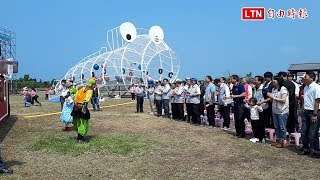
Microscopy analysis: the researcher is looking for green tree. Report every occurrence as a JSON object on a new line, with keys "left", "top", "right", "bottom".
{"left": 245, "top": 72, "right": 254, "bottom": 83}
{"left": 13, "top": 74, "right": 53, "bottom": 91}
{"left": 23, "top": 74, "right": 30, "bottom": 81}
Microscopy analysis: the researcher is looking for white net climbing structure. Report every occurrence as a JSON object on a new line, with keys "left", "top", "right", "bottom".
{"left": 59, "top": 22, "right": 180, "bottom": 89}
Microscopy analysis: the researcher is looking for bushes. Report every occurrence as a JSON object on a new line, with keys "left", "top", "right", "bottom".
{"left": 9, "top": 74, "right": 52, "bottom": 93}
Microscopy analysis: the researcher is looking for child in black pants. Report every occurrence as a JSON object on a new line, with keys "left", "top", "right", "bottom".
{"left": 245, "top": 97, "right": 266, "bottom": 143}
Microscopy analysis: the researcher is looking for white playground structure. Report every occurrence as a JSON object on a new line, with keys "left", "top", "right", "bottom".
{"left": 57, "top": 22, "right": 180, "bottom": 90}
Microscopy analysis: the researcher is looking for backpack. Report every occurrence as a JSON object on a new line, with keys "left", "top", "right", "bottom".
{"left": 26, "top": 93, "right": 32, "bottom": 102}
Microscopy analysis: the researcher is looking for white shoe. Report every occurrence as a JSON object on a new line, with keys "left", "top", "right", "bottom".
{"left": 249, "top": 138, "right": 259, "bottom": 143}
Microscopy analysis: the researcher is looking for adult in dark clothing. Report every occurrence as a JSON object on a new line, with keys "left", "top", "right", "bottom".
{"left": 226, "top": 75, "right": 246, "bottom": 138}
{"left": 299, "top": 83, "right": 306, "bottom": 110}
{"left": 278, "top": 71, "right": 297, "bottom": 133}
{"left": 188, "top": 78, "right": 201, "bottom": 125}
{"left": 91, "top": 85, "right": 100, "bottom": 111}
{"left": 259, "top": 72, "right": 274, "bottom": 128}
{"left": 185, "top": 78, "right": 193, "bottom": 122}
{"left": 214, "top": 78, "right": 231, "bottom": 129}
{"left": 154, "top": 81, "right": 163, "bottom": 117}
{"left": 199, "top": 81, "right": 205, "bottom": 116}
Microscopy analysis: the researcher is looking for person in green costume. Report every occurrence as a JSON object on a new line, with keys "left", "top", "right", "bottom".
{"left": 71, "top": 79, "right": 96, "bottom": 143}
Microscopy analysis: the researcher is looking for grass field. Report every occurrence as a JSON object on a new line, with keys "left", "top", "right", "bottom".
{"left": 1, "top": 95, "right": 320, "bottom": 179}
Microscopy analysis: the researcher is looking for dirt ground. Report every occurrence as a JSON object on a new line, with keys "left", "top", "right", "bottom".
{"left": 1, "top": 95, "right": 320, "bottom": 180}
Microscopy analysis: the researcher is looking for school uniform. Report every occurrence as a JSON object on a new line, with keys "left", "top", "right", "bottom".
{"left": 148, "top": 86, "right": 155, "bottom": 113}
{"left": 185, "top": 85, "right": 193, "bottom": 122}
{"left": 217, "top": 83, "right": 232, "bottom": 128}
{"left": 154, "top": 85, "right": 163, "bottom": 116}
{"left": 170, "top": 89, "right": 176, "bottom": 119}
{"left": 205, "top": 82, "right": 216, "bottom": 126}
{"left": 189, "top": 84, "right": 201, "bottom": 125}
{"left": 162, "top": 84, "right": 171, "bottom": 118}
{"left": 174, "top": 85, "right": 185, "bottom": 120}
{"left": 136, "top": 86, "right": 144, "bottom": 112}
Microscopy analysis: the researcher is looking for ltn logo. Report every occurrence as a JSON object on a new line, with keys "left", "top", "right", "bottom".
{"left": 242, "top": 7, "right": 265, "bottom": 21}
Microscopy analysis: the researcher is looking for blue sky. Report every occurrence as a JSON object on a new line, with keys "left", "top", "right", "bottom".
{"left": 1, "top": 0, "right": 319, "bottom": 81}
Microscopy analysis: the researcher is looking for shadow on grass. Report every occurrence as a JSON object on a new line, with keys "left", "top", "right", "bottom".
{"left": 225, "top": 130, "right": 237, "bottom": 137}
{"left": 0, "top": 116, "right": 24, "bottom": 169}
{"left": 5, "top": 160, "right": 25, "bottom": 168}
{"left": 284, "top": 143, "right": 300, "bottom": 153}
{"left": 0, "top": 115, "right": 18, "bottom": 143}
{"left": 85, "top": 135, "right": 96, "bottom": 142}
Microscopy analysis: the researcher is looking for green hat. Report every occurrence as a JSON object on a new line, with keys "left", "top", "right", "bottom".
{"left": 69, "top": 88, "right": 77, "bottom": 95}
{"left": 87, "top": 79, "right": 96, "bottom": 86}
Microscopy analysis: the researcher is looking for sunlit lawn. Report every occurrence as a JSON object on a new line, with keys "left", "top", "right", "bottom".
{"left": 0, "top": 95, "right": 320, "bottom": 179}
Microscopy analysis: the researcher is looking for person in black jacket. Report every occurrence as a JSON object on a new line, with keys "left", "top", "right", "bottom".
{"left": 278, "top": 72, "right": 297, "bottom": 134}
{"left": 259, "top": 72, "right": 275, "bottom": 128}
{"left": 91, "top": 85, "right": 101, "bottom": 111}
{"left": 198, "top": 80, "right": 205, "bottom": 117}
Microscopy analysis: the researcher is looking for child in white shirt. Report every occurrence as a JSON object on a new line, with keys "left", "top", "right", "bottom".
{"left": 245, "top": 97, "right": 265, "bottom": 143}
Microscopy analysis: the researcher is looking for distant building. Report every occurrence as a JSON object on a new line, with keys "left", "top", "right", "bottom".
{"left": 288, "top": 63, "right": 320, "bottom": 83}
